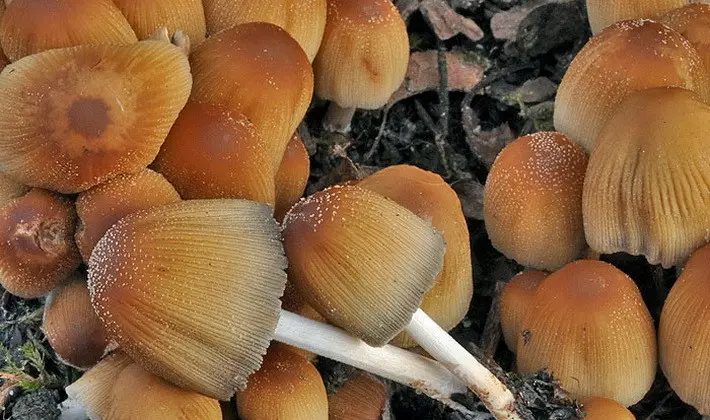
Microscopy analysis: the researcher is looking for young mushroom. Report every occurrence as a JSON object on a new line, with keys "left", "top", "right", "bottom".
{"left": 0, "top": 41, "right": 192, "bottom": 193}
{"left": 314, "top": 0, "right": 409, "bottom": 132}
{"left": 112, "top": 0, "right": 206, "bottom": 45}
{"left": 499, "top": 271, "right": 547, "bottom": 353}
{"left": 274, "top": 132, "right": 311, "bottom": 222}
{"left": 579, "top": 397, "right": 635, "bottom": 419}
{"left": 328, "top": 372, "right": 390, "bottom": 420}
{"left": 660, "top": 3, "right": 710, "bottom": 77}
{"left": 585, "top": 0, "right": 686, "bottom": 34}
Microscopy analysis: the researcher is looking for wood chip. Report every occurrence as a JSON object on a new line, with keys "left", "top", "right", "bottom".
{"left": 420, "top": 0, "right": 484, "bottom": 41}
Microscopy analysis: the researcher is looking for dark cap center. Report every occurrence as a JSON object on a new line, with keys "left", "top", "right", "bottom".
{"left": 68, "top": 98, "right": 110, "bottom": 138}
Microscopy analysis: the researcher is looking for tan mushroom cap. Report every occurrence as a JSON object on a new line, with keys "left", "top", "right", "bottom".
{"left": 0, "top": 41, "right": 192, "bottom": 193}
{"left": 583, "top": 87, "right": 710, "bottom": 268}
{"left": 274, "top": 132, "right": 310, "bottom": 222}
{"left": 236, "top": 344, "right": 328, "bottom": 420}
{"left": 0, "top": 0, "right": 137, "bottom": 62}
{"left": 554, "top": 19, "right": 710, "bottom": 153}
{"left": 328, "top": 372, "right": 390, "bottom": 420}
{"left": 579, "top": 397, "right": 635, "bottom": 419}
{"left": 112, "top": 0, "right": 206, "bottom": 45}
{"left": 517, "top": 260, "right": 656, "bottom": 406}
{"left": 585, "top": 0, "right": 686, "bottom": 34}
{"left": 203, "top": 0, "right": 326, "bottom": 61}
{"left": 282, "top": 184, "right": 444, "bottom": 347}
{"left": 358, "top": 165, "right": 473, "bottom": 348}
{"left": 190, "top": 22, "right": 313, "bottom": 170}
{"left": 660, "top": 3, "right": 710, "bottom": 77}
{"left": 659, "top": 243, "right": 710, "bottom": 415}
{"left": 499, "top": 270, "right": 547, "bottom": 352}
{"left": 313, "top": 0, "right": 409, "bottom": 109}
{"left": 484, "top": 132, "right": 588, "bottom": 270}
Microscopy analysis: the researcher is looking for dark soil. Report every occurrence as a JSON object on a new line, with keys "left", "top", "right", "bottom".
{"left": 0, "top": 1, "right": 702, "bottom": 419}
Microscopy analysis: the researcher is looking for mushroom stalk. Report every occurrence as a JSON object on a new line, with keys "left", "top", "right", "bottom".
{"left": 323, "top": 102, "right": 356, "bottom": 133}
{"left": 405, "top": 309, "right": 520, "bottom": 419}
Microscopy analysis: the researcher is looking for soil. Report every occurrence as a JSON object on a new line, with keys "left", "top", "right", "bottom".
{"left": 0, "top": 1, "right": 703, "bottom": 419}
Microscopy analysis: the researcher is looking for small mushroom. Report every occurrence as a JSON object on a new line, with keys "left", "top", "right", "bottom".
{"left": 65, "top": 352, "right": 133, "bottom": 419}
{"left": 328, "top": 372, "right": 390, "bottom": 420}
{"left": 112, "top": 0, "right": 206, "bottom": 45}
{"left": 274, "top": 132, "right": 310, "bottom": 222}
{"left": 585, "top": 0, "right": 686, "bottom": 34}
{"left": 579, "top": 396, "right": 635, "bottom": 419}
{"left": 499, "top": 270, "right": 547, "bottom": 353}
{"left": 660, "top": 3, "right": 710, "bottom": 77}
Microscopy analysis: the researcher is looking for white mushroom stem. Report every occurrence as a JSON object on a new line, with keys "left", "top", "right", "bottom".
{"left": 405, "top": 309, "right": 521, "bottom": 420}
{"left": 323, "top": 102, "right": 356, "bottom": 133}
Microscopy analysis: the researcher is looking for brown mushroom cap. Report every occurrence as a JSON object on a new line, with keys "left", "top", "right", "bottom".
{"left": 660, "top": 3, "right": 710, "bottom": 77}
{"left": 579, "top": 397, "right": 635, "bottom": 419}
{"left": 0, "top": 41, "right": 192, "bottom": 193}
{"left": 659, "top": 243, "right": 710, "bottom": 415}
{"left": 0, "top": 189, "right": 81, "bottom": 298}
{"left": 583, "top": 87, "right": 710, "bottom": 268}
{"left": 358, "top": 165, "right": 472, "bottom": 348}
{"left": 554, "top": 19, "right": 710, "bottom": 153}
{"left": 499, "top": 270, "right": 547, "bottom": 352}
{"left": 0, "top": 0, "right": 137, "bottom": 62}
{"left": 274, "top": 132, "right": 310, "bottom": 222}
{"left": 152, "top": 102, "right": 276, "bottom": 205}
{"left": 585, "top": 0, "right": 686, "bottom": 34}
{"left": 0, "top": 173, "right": 29, "bottom": 209}
{"left": 190, "top": 22, "right": 313, "bottom": 170}
{"left": 112, "top": 0, "right": 206, "bottom": 45}
{"left": 484, "top": 132, "right": 588, "bottom": 270}
{"left": 236, "top": 344, "right": 328, "bottom": 420}
{"left": 517, "top": 260, "right": 656, "bottom": 406}
{"left": 203, "top": 0, "right": 326, "bottom": 61}
{"left": 328, "top": 372, "right": 390, "bottom": 420}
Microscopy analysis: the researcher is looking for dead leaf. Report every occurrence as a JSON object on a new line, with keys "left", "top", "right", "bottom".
{"left": 420, "top": 0, "right": 484, "bottom": 41}
{"left": 451, "top": 179, "right": 485, "bottom": 220}
{"left": 489, "top": 0, "right": 555, "bottom": 41}
{"left": 396, "top": 0, "right": 421, "bottom": 21}
{"left": 463, "top": 120, "right": 515, "bottom": 169}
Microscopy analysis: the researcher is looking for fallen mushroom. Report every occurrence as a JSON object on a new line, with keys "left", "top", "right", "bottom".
{"left": 499, "top": 270, "right": 547, "bottom": 353}
{"left": 585, "top": 0, "right": 686, "bottom": 34}
{"left": 274, "top": 132, "right": 311, "bottom": 222}
{"left": 112, "top": 0, "right": 206, "bottom": 45}
{"left": 328, "top": 372, "right": 390, "bottom": 420}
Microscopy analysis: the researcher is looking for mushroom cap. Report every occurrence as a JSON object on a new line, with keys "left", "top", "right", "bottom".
{"left": 583, "top": 87, "right": 710, "bottom": 268}
{"left": 517, "top": 260, "right": 656, "bottom": 406}
{"left": 203, "top": 0, "right": 326, "bottom": 61}
{"left": 88, "top": 199, "right": 288, "bottom": 400}
{"left": 152, "top": 102, "right": 276, "bottom": 205}
{"left": 190, "top": 22, "right": 313, "bottom": 170}
{"left": 75, "top": 169, "right": 181, "bottom": 263}
{"left": 358, "top": 165, "right": 472, "bottom": 348}
{"left": 236, "top": 344, "right": 328, "bottom": 420}
{"left": 0, "top": 41, "right": 192, "bottom": 193}
{"left": 0, "top": 189, "right": 81, "bottom": 298}
{"left": 499, "top": 270, "right": 547, "bottom": 353}
{"left": 112, "top": 0, "right": 206, "bottom": 45}
{"left": 0, "top": 0, "right": 137, "bottom": 62}
{"left": 554, "top": 19, "right": 710, "bottom": 153}
{"left": 274, "top": 132, "right": 310, "bottom": 222}
{"left": 328, "top": 372, "right": 389, "bottom": 420}
{"left": 659, "top": 243, "right": 710, "bottom": 415}
{"left": 660, "top": 3, "right": 710, "bottom": 78}
{"left": 313, "top": 0, "right": 409, "bottom": 109}
{"left": 0, "top": 173, "right": 29, "bottom": 209}
{"left": 484, "top": 132, "right": 588, "bottom": 270}
{"left": 585, "top": 0, "right": 686, "bottom": 34}
{"left": 579, "top": 396, "right": 635, "bottom": 419}
{"left": 42, "top": 272, "right": 109, "bottom": 370}
{"left": 282, "top": 184, "right": 444, "bottom": 346}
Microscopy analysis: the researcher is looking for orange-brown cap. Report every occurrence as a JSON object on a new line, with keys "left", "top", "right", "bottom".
{"left": 517, "top": 260, "right": 656, "bottom": 406}
{"left": 203, "top": 0, "right": 326, "bottom": 61}
{"left": 0, "top": 0, "right": 137, "bottom": 61}
{"left": 0, "top": 189, "right": 80, "bottom": 298}
{"left": 0, "top": 173, "right": 29, "bottom": 209}
{"left": 484, "top": 132, "right": 588, "bottom": 270}
{"left": 499, "top": 270, "right": 547, "bottom": 352}
{"left": 554, "top": 19, "right": 710, "bottom": 153}
{"left": 75, "top": 169, "right": 181, "bottom": 263}
{"left": 329, "top": 372, "right": 390, "bottom": 420}
{"left": 583, "top": 87, "right": 710, "bottom": 268}
{"left": 236, "top": 344, "right": 328, "bottom": 420}
{"left": 152, "top": 102, "right": 276, "bottom": 205}
{"left": 659, "top": 243, "right": 710, "bottom": 415}
{"left": 358, "top": 165, "right": 472, "bottom": 348}
{"left": 579, "top": 396, "right": 635, "bottom": 419}
{"left": 0, "top": 41, "right": 192, "bottom": 193}
{"left": 660, "top": 3, "right": 710, "bottom": 77}
{"left": 585, "top": 0, "right": 686, "bottom": 34}
{"left": 274, "top": 132, "right": 310, "bottom": 222}
{"left": 112, "top": 0, "right": 206, "bottom": 45}
{"left": 190, "top": 22, "right": 313, "bottom": 170}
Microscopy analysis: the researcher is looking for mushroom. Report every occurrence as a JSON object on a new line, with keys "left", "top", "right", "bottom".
{"left": 659, "top": 243, "right": 710, "bottom": 415}
{"left": 111, "top": 0, "right": 206, "bottom": 45}
{"left": 151, "top": 102, "right": 276, "bottom": 205}
{"left": 0, "top": 189, "right": 80, "bottom": 298}
{"left": 274, "top": 132, "right": 310, "bottom": 222}
{"left": 314, "top": 0, "right": 409, "bottom": 132}
{"left": 0, "top": 41, "right": 192, "bottom": 193}
{"left": 236, "top": 344, "right": 328, "bottom": 420}
{"left": 65, "top": 352, "right": 133, "bottom": 419}
{"left": 583, "top": 87, "right": 710, "bottom": 268}
{"left": 585, "top": 0, "right": 686, "bottom": 34}
{"left": 484, "top": 132, "right": 588, "bottom": 270}
{"left": 282, "top": 185, "right": 519, "bottom": 418}
{"left": 75, "top": 169, "right": 181, "bottom": 263}
{"left": 660, "top": 3, "right": 710, "bottom": 77}
{"left": 358, "top": 165, "right": 473, "bottom": 348}
{"left": 203, "top": 0, "right": 326, "bottom": 61}
{"left": 517, "top": 260, "right": 656, "bottom": 406}
{"left": 190, "top": 23, "right": 313, "bottom": 170}
{"left": 0, "top": 172, "right": 29, "bottom": 209}
{"left": 0, "top": 0, "right": 137, "bottom": 62}
{"left": 328, "top": 372, "right": 390, "bottom": 420}
{"left": 579, "top": 397, "right": 635, "bottom": 419}
{"left": 499, "top": 270, "right": 547, "bottom": 353}
{"left": 554, "top": 19, "right": 710, "bottom": 153}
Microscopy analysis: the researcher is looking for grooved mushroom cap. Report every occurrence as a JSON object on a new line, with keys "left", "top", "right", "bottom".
{"left": 583, "top": 87, "right": 710, "bottom": 268}
{"left": 660, "top": 3, "right": 710, "bottom": 78}
{"left": 484, "top": 132, "right": 588, "bottom": 270}
{"left": 579, "top": 397, "right": 635, "bottom": 419}
{"left": 358, "top": 165, "right": 472, "bottom": 348}
{"left": 152, "top": 102, "right": 276, "bottom": 205}
{"left": 87, "top": 199, "right": 288, "bottom": 400}
{"left": 659, "top": 243, "right": 710, "bottom": 415}
{"left": 554, "top": 19, "right": 710, "bottom": 153}
{"left": 190, "top": 22, "right": 313, "bottom": 170}
{"left": 274, "top": 132, "right": 310, "bottom": 222}
{"left": 203, "top": 0, "right": 326, "bottom": 61}
{"left": 0, "top": 0, "right": 137, "bottom": 62}
{"left": 329, "top": 373, "right": 390, "bottom": 420}
{"left": 313, "top": 0, "right": 409, "bottom": 109}
{"left": 65, "top": 352, "right": 133, "bottom": 420}
{"left": 0, "top": 41, "right": 192, "bottom": 193}
{"left": 517, "top": 260, "right": 656, "bottom": 406}
{"left": 236, "top": 344, "right": 328, "bottom": 420}
{"left": 112, "top": 0, "right": 206, "bottom": 45}
{"left": 499, "top": 270, "right": 547, "bottom": 352}
{"left": 585, "top": 0, "right": 686, "bottom": 34}
{"left": 281, "top": 184, "right": 444, "bottom": 347}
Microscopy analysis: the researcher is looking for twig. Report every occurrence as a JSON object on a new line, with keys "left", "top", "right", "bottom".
{"left": 436, "top": 40, "right": 450, "bottom": 160}
{"left": 414, "top": 100, "right": 450, "bottom": 177}
{"left": 364, "top": 108, "right": 390, "bottom": 161}
{"left": 480, "top": 281, "right": 504, "bottom": 357}
{"left": 643, "top": 392, "right": 672, "bottom": 420}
